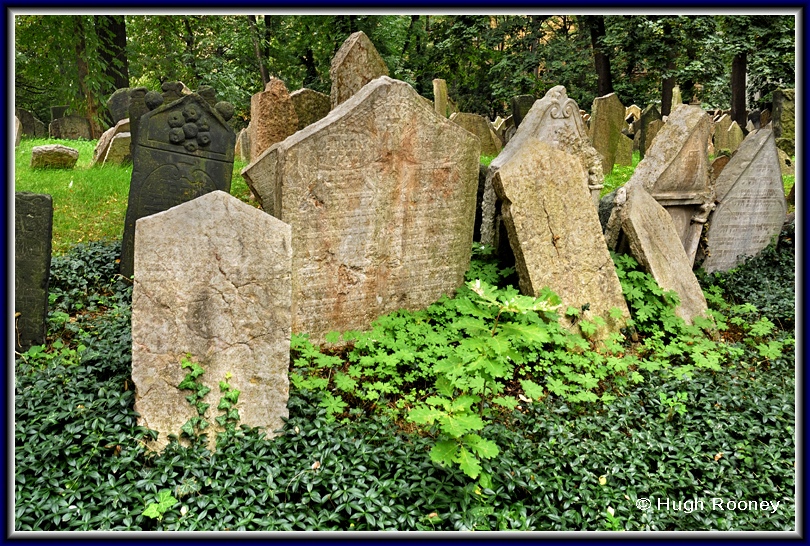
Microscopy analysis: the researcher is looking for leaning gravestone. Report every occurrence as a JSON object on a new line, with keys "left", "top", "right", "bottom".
{"left": 132, "top": 190, "right": 292, "bottom": 452}
{"left": 433, "top": 78, "right": 449, "bottom": 118}
{"left": 491, "top": 138, "right": 630, "bottom": 337}
{"left": 701, "top": 126, "right": 787, "bottom": 274}
{"left": 609, "top": 185, "right": 708, "bottom": 325}
{"left": 30, "top": 144, "right": 79, "bottom": 169}
{"left": 103, "top": 133, "right": 132, "bottom": 166}
{"left": 92, "top": 118, "right": 130, "bottom": 167}
{"left": 15, "top": 192, "right": 53, "bottom": 353}
{"left": 713, "top": 114, "right": 732, "bottom": 152}
{"left": 329, "top": 31, "right": 389, "bottom": 109}
{"left": 106, "top": 87, "right": 131, "bottom": 124}
{"left": 250, "top": 78, "right": 299, "bottom": 160}
{"left": 639, "top": 104, "right": 662, "bottom": 159}
{"left": 589, "top": 92, "right": 626, "bottom": 174}
{"left": 242, "top": 76, "right": 479, "bottom": 343}
{"left": 49, "top": 115, "right": 92, "bottom": 140}
{"left": 120, "top": 91, "right": 236, "bottom": 278}
{"left": 290, "top": 88, "right": 331, "bottom": 131}
{"left": 481, "top": 86, "right": 604, "bottom": 247}
{"left": 450, "top": 112, "right": 502, "bottom": 156}
{"left": 510, "top": 95, "right": 536, "bottom": 129}
{"left": 15, "top": 116, "right": 22, "bottom": 147}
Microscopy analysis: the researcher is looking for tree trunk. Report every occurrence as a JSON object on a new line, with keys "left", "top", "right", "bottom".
{"left": 95, "top": 15, "right": 129, "bottom": 92}
{"left": 660, "top": 19, "right": 677, "bottom": 117}
{"left": 730, "top": 51, "right": 747, "bottom": 128}
{"left": 74, "top": 17, "right": 104, "bottom": 138}
{"left": 247, "top": 15, "right": 269, "bottom": 88}
{"left": 585, "top": 15, "right": 613, "bottom": 97}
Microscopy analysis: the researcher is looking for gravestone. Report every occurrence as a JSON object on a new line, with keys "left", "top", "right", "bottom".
{"left": 234, "top": 127, "right": 251, "bottom": 162}
{"left": 777, "top": 148, "right": 794, "bottom": 176}
{"left": 609, "top": 185, "right": 708, "bottom": 324}
{"left": 120, "top": 92, "right": 236, "bottom": 278}
{"left": 616, "top": 133, "right": 633, "bottom": 166}
{"left": 15, "top": 192, "right": 53, "bottom": 353}
{"left": 727, "top": 121, "right": 744, "bottom": 152}
{"left": 760, "top": 109, "right": 771, "bottom": 128}
{"left": 30, "top": 144, "right": 79, "bottom": 169}
{"left": 701, "top": 126, "right": 787, "bottom": 273}
{"left": 638, "top": 104, "right": 661, "bottom": 159}
{"left": 106, "top": 87, "right": 131, "bottom": 124}
{"left": 50, "top": 105, "right": 69, "bottom": 121}
{"left": 589, "top": 93, "right": 626, "bottom": 174}
{"left": 15, "top": 116, "right": 22, "bottom": 147}
{"left": 128, "top": 87, "right": 149, "bottom": 157}
{"left": 161, "top": 81, "right": 191, "bottom": 103}
{"left": 15, "top": 108, "right": 48, "bottom": 138}
{"left": 747, "top": 109, "right": 761, "bottom": 131}
{"left": 132, "top": 191, "right": 292, "bottom": 452}
{"left": 481, "top": 86, "right": 604, "bottom": 249}
{"left": 92, "top": 118, "right": 130, "bottom": 167}
{"left": 670, "top": 85, "right": 682, "bottom": 112}
{"left": 242, "top": 76, "right": 479, "bottom": 343}
{"left": 772, "top": 88, "right": 795, "bottom": 154}
{"left": 710, "top": 155, "right": 731, "bottom": 182}
{"left": 713, "top": 114, "right": 732, "bottom": 152}
{"left": 330, "top": 31, "right": 389, "bottom": 109}
{"left": 290, "top": 88, "right": 330, "bottom": 131}
{"left": 625, "top": 104, "right": 642, "bottom": 125}
{"left": 510, "top": 95, "right": 536, "bottom": 129}
{"left": 609, "top": 104, "right": 712, "bottom": 265}
{"left": 433, "top": 79, "right": 449, "bottom": 118}
{"left": 450, "top": 112, "right": 502, "bottom": 156}
{"left": 49, "top": 115, "right": 92, "bottom": 140}
{"left": 644, "top": 119, "right": 664, "bottom": 153}
{"left": 250, "top": 78, "right": 299, "bottom": 160}
{"left": 103, "top": 133, "right": 132, "bottom": 166}
{"left": 491, "top": 138, "right": 629, "bottom": 337}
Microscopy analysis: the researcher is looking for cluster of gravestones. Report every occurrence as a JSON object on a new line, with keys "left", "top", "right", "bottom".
{"left": 15, "top": 30, "right": 794, "bottom": 453}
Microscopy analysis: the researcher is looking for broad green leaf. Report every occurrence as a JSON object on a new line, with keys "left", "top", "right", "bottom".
{"left": 408, "top": 405, "right": 445, "bottom": 425}
{"left": 430, "top": 440, "right": 457, "bottom": 466}
{"left": 499, "top": 322, "right": 551, "bottom": 345}
{"left": 465, "top": 434, "right": 499, "bottom": 459}
{"left": 492, "top": 396, "right": 518, "bottom": 409}
{"left": 454, "top": 446, "right": 481, "bottom": 479}
{"left": 519, "top": 379, "right": 545, "bottom": 400}
{"left": 441, "top": 412, "right": 484, "bottom": 437}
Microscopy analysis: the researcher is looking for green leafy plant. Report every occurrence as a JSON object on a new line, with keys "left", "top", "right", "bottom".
{"left": 177, "top": 354, "right": 211, "bottom": 439}
{"left": 141, "top": 490, "right": 178, "bottom": 521}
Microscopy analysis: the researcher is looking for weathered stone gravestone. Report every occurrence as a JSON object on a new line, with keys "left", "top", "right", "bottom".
{"left": 607, "top": 185, "right": 708, "bottom": 325}
{"left": 589, "top": 92, "right": 627, "bottom": 174}
{"left": 670, "top": 85, "right": 682, "bottom": 112}
{"left": 250, "top": 78, "right": 299, "bottom": 160}
{"left": 713, "top": 114, "right": 732, "bottom": 152}
{"left": 491, "top": 138, "right": 630, "bottom": 337}
{"left": 644, "top": 119, "right": 664, "bottom": 153}
{"left": 242, "top": 76, "right": 479, "bottom": 343}
{"left": 639, "top": 104, "right": 662, "bottom": 159}
{"left": 433, "top": 78, "right": 449, "bottom": 118}
{"left": 510, "top": 95, "right": 535, "bottom": 128}
{"left": 49, "top": 115, "right": 92, "bottom": 140}
{"left": 106, "top": 87, "right": 131, "bottom": 124}
{"left": 234, "top": 127, "right": 251, "bottom": 162}
{"left": 759, "top": 108, "right": 771, "bottom": 129}
{"left": 30, "top": 144, "right": 79, "bottom": 169}
{"left": 120, "top": 91, "right": 236, "bottom": 278}
{"left": 710, "top": 155, "right": 731, "bottom": 182}
{"left": 15, "top": 116, "right": 22, "bottom": 147}
{"left": 450, "top": 112, "right": 502, "bottom": 156}
{"left": 50, "top": 105, "right": 69, "bottom": 121}
{"left": 15, "top": 192, "right": 53, "bottom": 353}
{"left": 616, "top": 133, "right": 633, "bottom": 166}
{"left": 290, "top": 88, "right": 330, "bottom": 131}
{"left": 609, "top": 104, "right": 713, "bottom": 266}
{"left": 132, "top": 191, "right": 292, "bottom": 452}
{"left": 727, "top": 121, "right": 744, "bottom": 153}
{"left": 15, "top": 107, "right": 48, "bottom": 138}
{"left": 103, "top": 133, "right": 132, "bottom": 166}
{"left": 330, "top": 31, "right": 389, "bottom": 109}
{"left": 701, "top": 126, "right": 787, "bottom": 274}
{"left": 777, "top": 148, "right": 794, "bottom": 176}
{"left": 92, "top": 118, "right": 130, "bottom": 167}
{"left": 625, "top": 104, "right": 642, "bottom": 125}
{"left": 481, "top": 86, "right": 604, "bottom": 247}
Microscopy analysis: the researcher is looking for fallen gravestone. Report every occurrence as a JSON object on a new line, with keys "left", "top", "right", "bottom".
{"left": 639, "top": 104, "right": 662, "bottom": 159}
{"left": 589, "top": 92, "right": 626, "bottom": 174}
{"left": 290, "top": 88, "right": 331, "bottom": 131}
{"left": 92, "top": 118, "right": 130, "bottom": 167}
{"left": 242, "top": 76, "right": 479, "bottom": 343}
{"left": 701, "top": 126, "right": 787, "bottom": 273}
{"left": 450, "top": 112, "right": 502, "bottom": 156}
{"left": 15, "top": 192, "right": 53, "bottom": 353}
{"left": 49, "top": 114, "right": 92, "bottom": 140}
{"left": 330, "top": 31, "right": 389, "bottom": 109}
{"left": 120, "top": 91, "right": 236, "bottom": 278}
{"left": 30, "top": 144, "right": 79, "bottom": 169}
{"left": 132, "top": 190, "right": 292, "bottom": 452}
{"left": 510, "top": 95, "right": 536, "bottom": 129}
{"left": 250, "top": 78, "right": 299, "bottom": 160}
{"left": 491, "top": 138, "right": 630, "bottom": 337}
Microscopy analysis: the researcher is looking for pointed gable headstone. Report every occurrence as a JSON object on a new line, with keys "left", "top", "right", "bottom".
{"left": 132, "top": 191, "right": 292, "bottom": 452}
{"left": 727, "top": 121, "right": 744, "bottom": 153}
{"left": 329, "top": 31, "right": 389, "bottom": 109}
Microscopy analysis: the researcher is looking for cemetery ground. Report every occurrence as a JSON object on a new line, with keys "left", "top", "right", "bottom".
{"left": 14, "top": 138, "right": 795, "bottom": 532}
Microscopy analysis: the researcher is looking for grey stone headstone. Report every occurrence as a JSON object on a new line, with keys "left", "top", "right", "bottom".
{"left": 106, "top": 87, "right": 132, "bottom": 124}
{"left": 450, "top": 112, "right": 502, "bottom": 156}
{"left": 50, "top": 105, "right": 69, "bottom": 121}
{"left": 15, "top": 108, "right": 47, "bottom": 138}
{"left": 92, "top": 118, "right": 130, "bottom": 167}
{"left": 242, "top": 76, "right": 479, "bottom": 344}
{"left": 49, "top": 115, "right": 92, "bottom": 140}
{"left": 510, "top": 95, "right": 535, "bottom": 129}
{"left": 15, "top": 192, "right": 53, "bottom": 352}
{"left": 329, "top": 31, "right": 389, "bottom": 109}
{"left": 120, "top": 92, "right": 236, "bottom": 278}
{"left": 132, "top": 190, "right": 292, "bottom": 452}
{"left": 589, "top": 92, "right": 626, "bottom": 174}
{"left": 639, "top": 104, "right": 662, "bottom": 159}
{"left": 103, "top": 132, "right": 132, "bottom": 166}
{"left": 289, "top": 88, "right": 330, "bottom": 131}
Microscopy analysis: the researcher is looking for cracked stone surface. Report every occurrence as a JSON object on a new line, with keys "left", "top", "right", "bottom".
{"left": 132, "top": 190, "right": 291, "bottom": 452}
{"left": 491, "top": 138, "right": 629, "bottom": 338}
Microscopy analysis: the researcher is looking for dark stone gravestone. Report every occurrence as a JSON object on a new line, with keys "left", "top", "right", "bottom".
{"left": 15, "top": 108, "right": 47, "bottom": 138}
{"left": 639, "top": 104, "right": 662, "bottom": 159}
{"left": 106, "top": 87, "right": 131, "bottom": 124}
{"left": 119, "top": 91, "right": 236, "bottom": 278}
{"left": 50, "top": 105, "right": 69, "bottom": 121}
{"left": 510, "top": 95, "right": 535, "bottom": 129}
{"left": 15, "top": 192, "right": 53, "bottom": 353}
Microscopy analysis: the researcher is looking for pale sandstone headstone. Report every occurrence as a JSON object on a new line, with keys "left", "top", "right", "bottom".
{"left": 625, "top": 104, "right": 642, "bottom": 125}
{"left": 491, "top": 139, "right": 629, "bottom": 336}
{"left": 92, "top": 118, "right": 130, "bottom": 167}
{"left": 589, "top": 92, "right": 626, "bottom": 174}
{"left": 289, "top": 88, "right": 330, "bottom": 131}
{"left": 481, "top": 86, "right": 604, "bottom": 247}
{"left": 670, "top": 85, "right": 682, "bottom": 112}
{"left": 250, "top": 78, "right": 299, "bottom": 160}
{"left": 702, "top": 126, "right": 787, "bottom": 273}
{"left": 777, "top": 148, "right": 794, "bottom": 176}
{"left": 611, "top": 185, "right": 708, "bottom": 324}
{"left": 103, "top": 132, "right": 132, "bottom": 166}
{"left": 727, "top": 121, "right": 744, "bottom": 153}
{"left": 132, "top": 190, "right": 292, "bottom": 452}
{"left": 710, "top": 155, "right": 731, "bottom": 182}
{"left": 433, "top": 78, "right": 449, "bottom": 118}
{"left": 713, "top": 114, "right": 732, "bottom": 152}
{"left": 450, "top": 112, "right": 502, "bottom": 156}
{"left": 242, "top": 76, "right": 479, "bottom": 343}
{"left": 329, "top": 31, "right": 389, "bottom": 109}
{"left": 234, "top": 128, "right": 250, "bottom": 162}
{"left": 30, "top": 144, "right": 79, "bottom": 169}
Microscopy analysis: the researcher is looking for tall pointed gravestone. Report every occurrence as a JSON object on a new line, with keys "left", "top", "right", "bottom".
{"left": 329, "top": 31, "right": 389, "bottom": 109}
{"left": 242, "top": 76, "right": 480, "bottom": 343}
{"left": 249, "top": 78, "right": 299, "bottom": 160}
{"left": 120, "top": 90, "right": 236, "bottom": 278}
{"left": 589, "top": 92, "right": 626, "bottom": 175}
{"left": 132, "top": 191, "right": 292, "bottom": 452}
{"left": 15, "top": 192, "right": 53, "bottom": 353}
{"left": 701, "top": 126, "right": 787, "bottom": 273}
{"left": 639, "top": 104, "right": 662, "bottom": 159}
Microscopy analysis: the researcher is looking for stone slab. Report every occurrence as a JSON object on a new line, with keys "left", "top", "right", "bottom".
{"left": 329, "top": 31, "right": 389, "bottom": 109}
{"left": 30, "top": 144, "right": 79, "bottom": 169}
{"left": 450, "top": 112, "right": 502, "bottom": 156}
{"left": 290, "top": 88, "right": 330, "bottom": 131}
{"left": 589, "top": 92, "right": 626, "bottom": 174}
{"left": 103, "top": 132, "right": 132, "bottom": 166}
{"left": 250, "top": 78, "right": 299, "bottom": 159}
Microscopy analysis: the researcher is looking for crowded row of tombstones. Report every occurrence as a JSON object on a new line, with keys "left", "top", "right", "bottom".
{"left": 15, "top": 31, "right": 795, "bottom": 451}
